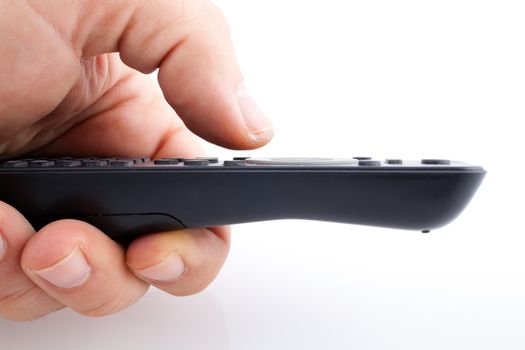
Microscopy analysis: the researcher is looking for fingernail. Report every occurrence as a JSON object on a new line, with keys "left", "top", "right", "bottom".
{"left": 135, "top": 253, "right": 185, "bottom": 282}
{"left": 0, "top": 234, "right": 6, "bottom": 257}
{"left": 33, "top": 247, "right": 91, "bottom": 289}
{"left": 236, "top": 83, "right": 273, "bottom": 137}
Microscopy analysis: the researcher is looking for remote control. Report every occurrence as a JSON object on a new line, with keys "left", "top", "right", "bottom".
{"left": 0, "top": 157, "right": 485, "bottom": 241}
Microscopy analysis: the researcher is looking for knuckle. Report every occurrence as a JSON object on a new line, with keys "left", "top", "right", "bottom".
{"left": 179, "top": 0, "right": 223, "bottom": 22}
{"left": 180, "top": 0, "right": 230, "bottom": 38}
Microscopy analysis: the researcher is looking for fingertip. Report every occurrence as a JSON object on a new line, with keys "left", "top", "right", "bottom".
{"left": 21, "top": 220, "right": 148, "bottom": 317}
{"left": 127, "top": 228, "right": 230, "bottom": 296}
{"left": 20, "top": 219, "right": 92, "bottom": 271}
{"left": 20, "top": 220, "right": 96, "bottom": 290}
{"left": 158, "top": 68, "right": 274, "bottom": 150}
{"left": 152, "top": 6, "right": 273, "bottom": 150}
{"left": 235, "top": 82, "right": 274, "bottom": 145}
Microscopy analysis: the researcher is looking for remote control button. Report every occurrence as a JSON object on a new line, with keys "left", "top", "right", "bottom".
{"left": 353, "top": 157, "right": 372, "bottom": 160}
{"left": 358, "top": 160, "right": 381, "bottom": 166}
{"left": 153, "top": 158, "right": 180, "bottom": 165}
{"left": 421, "top": 159, "right": 451, "bottom": 165}
{"left": 133, "top": 157, "right": 151, "bottom": 163}
{"left": 183, "top": 159, "right": 209, "bottom": 166}
{"left": 233, "top": 157, "right": 251, "bottom": 160}
{"left": 244, "top": 157, "right": 358, "bottom": 166}
{"left": 196, "top": 157, "right": 219, "bottom": 164}
{"left": 223, "top": 160, "right": 247, "bottom": 167}
{"left": 82, "top": 159, "right": 108, "bottom": 167}
{"left": 385, "top": 159, "right": 403, "bottom": 164}
{"left": 2, "top": 160, "right": 28, "bottom": 168}
{"left": 110, "top": 160, "right": 135, "bottom": 167}
{"left": 55, "top": 160, "right": 82, "bottom": 167}
{"left": 29, "top": 160, "right": 55, "bottom": 167}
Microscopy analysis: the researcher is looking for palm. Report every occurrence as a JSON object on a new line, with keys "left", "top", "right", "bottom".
{"left": 1, "top": 52, "right": 197, "bottom": 159}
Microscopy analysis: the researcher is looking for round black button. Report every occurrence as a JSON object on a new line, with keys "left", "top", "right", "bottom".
{"left": 421, "top": 159, "right": 451, "bottom": 165}
{"left": 29, "top": 160, "right": 55, "bottom": 167}
{"left": 153, "top": 158, "right": 180, "bottom": 165}
{"left": 358, "top": 160, "right": 381, "bottom": 166}
{"left": 133, "top": 157, "right": 150, "bottom": 163}
{"left": 385, "top": 159, "right": 403, "bottom": 164}
{"left": 110, "top": 160, "right": 135, "bottom": 167}
{"left": 196, "top": 157, "right": 219, "bottom": 164}
{"left": 3, "top": 161, "right": 28, "bottom": 168}
{"left": 82, "top": 160, "right": 108, "bottom": 167}
{"left": 55, "top": 160, "right": 82, "bottom": 167}
{"left": 223, "top": 160, "right": 247, "bottom": 166}
{"left": 183, "top": 159, "right": 209, "bottom": 166}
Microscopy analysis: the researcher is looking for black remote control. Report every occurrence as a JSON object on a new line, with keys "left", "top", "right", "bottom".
{"left": 0, "top": 157, "right": 485, "bottom": 241}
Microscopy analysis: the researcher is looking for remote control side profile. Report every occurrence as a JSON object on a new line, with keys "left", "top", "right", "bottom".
{"left": 0, "top": 157, "right": 486, "bottom": 241}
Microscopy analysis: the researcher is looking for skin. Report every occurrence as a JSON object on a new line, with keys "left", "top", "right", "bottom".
{"left": 0, "top": 0, "right": 273, "bottom": 321}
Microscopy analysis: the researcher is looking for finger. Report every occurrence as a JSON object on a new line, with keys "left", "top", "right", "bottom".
{"left": 35, "top": 65, "right": 205, "bottom": 159}
{"left": 126, "top": 227, "right": 230, "bottom": 296}
{"left": 0, "top": 201, "right": 64, "bottom": 321}
{"left": 21, "top": 220, "right": 149, "bottom": 317}
{"left": 79, "top": 0, "right": 273, "bottom": 149}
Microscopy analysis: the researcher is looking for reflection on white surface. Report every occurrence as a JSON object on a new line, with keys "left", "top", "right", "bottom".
{"left": 215, "top": 219, "right": 525, "bottom": 350}
{"left": 0, "top": 290, "right": 230, "bottom": 350}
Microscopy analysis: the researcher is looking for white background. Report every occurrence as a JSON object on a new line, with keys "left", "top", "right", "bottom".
{"left": 2, "top": 0, "right": 524, "bottom": 349}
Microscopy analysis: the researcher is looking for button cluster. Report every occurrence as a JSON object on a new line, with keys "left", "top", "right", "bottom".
{"left": 0, "top": 156, "right": 455, "bottom": 168}
{"left": 231, "top": 157, "right": 452, "bottom": 167}
{"left": 0, "top": 157, "right": 150, "bottom": 168}
{"left": 153, "top": 157, "right": 218, "bottom": 166}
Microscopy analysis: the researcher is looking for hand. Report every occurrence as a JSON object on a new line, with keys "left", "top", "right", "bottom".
{"left": 0, "top": 0, "right": 273, "bottom": 321}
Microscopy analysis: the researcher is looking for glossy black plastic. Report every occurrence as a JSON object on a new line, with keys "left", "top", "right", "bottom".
{"left": 0, "top": 157, "right": 486, "bottom": 240}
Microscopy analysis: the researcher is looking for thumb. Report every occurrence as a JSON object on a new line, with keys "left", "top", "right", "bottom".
{"left": 80, "top": 0, "right": 273, "bottom": 149}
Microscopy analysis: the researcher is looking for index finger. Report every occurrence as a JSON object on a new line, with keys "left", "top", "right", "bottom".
{"left": 75, "top": 0, "right": 273, "bottom": 150}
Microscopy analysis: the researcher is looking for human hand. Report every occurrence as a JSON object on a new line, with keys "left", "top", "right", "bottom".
{"left": 0, "top": 0, "right": 272, "bottom": 321}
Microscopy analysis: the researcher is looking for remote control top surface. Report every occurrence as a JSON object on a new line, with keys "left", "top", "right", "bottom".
{"left": 0, "top": 156, "right": 486, "bottom": 241}
{"left": 0, "top": 156, "right": 480, "bottom": 169}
